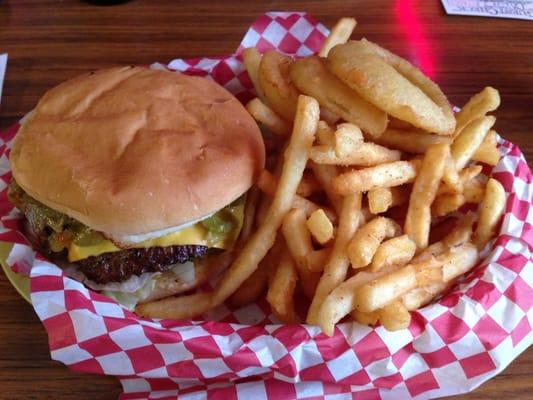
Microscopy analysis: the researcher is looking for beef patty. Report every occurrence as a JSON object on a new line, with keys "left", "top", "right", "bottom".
{"left": 76, "top": 244, "right": 209, "bottom": 284}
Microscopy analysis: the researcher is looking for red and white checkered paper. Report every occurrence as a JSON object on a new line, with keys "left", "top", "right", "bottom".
{"left": 1, "top": 12, "right": 531, "bottom": 400}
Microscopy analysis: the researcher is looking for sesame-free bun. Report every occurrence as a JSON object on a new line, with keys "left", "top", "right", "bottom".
{"left": 10, "top": 66, "right": 265, "bottom": 238}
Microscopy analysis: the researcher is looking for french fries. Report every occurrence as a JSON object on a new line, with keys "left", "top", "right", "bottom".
{"left": 257, "top": 169, "right": 337, "bottom": 222}
{"left": 267, "top": 249, "right": 299, "bottom": 323}
{"left": 367, "top": 185, "right": 410, "bottom": 214}
{"left": 141, "top": 17, "right": 509, "bottom": 337}
{"left": 307, "top": 193, "right": 362, "bottom": 325}
{"left": 334, "top": 123, "right": 363, "bottom": 156}
{"left": 309, "top": 161, "right": 343, "bottom": 212}
{"left": 451, "top": 116, "right": 496, "bottom": 171}
{"left": 317, "top": 265, "right": 397, "bottom": 335}
{"left": 319, "top": 17, "right": 357, "bottom": 57}
{"left": 230, "top": 260, "right": 269, "bottom": 308}
{"left": 212, "top": 95, "right": 319, "bottom": 306}
{"left": 306, "top": 247, "right": 332, "bottom": 272}
{"left": 231, "top": 236, "right": 283, "bottom": 307}
{"left": 136, "top": 292, "right": 213, "bottom": 320}
{"left": 370, "top": 235, "right": 417, "bottom": 272}
{"left": 472, "top": 130, "right": 500, "bottom": 165}
{"left": 475, "top": 178, "right": 506, "bottom": 249}
{"left": 353, "top": 243, "right": 478, "bottom": 313}
{"left": 404, "top": 143, "right": 449, "bottom": 248}
{"left": 282, "top": 208, "right": 315, "bottom": 269}
{"left": 379, "top": 300, "right": 411, "bottom": 331}
{"left": 348, "top": 217, "right": 401, "bottom": 269}
{"left": 316, "top": 120, "right": 335, "bottom": 145}
{"left": 297, "top": 172, "right": 321, "bottom": 197}
{"left": 246, "top": 98, "right": 292, "bottom": 136}
{"left": 310, "top": 142, "right": 401, "bottom": 166}
{"left": 333, "top": 160, "right": 421, "bottom": 195}
{"left": 282, "top": 208, "right": 321, "bottom": 299}
{"left": 306, "top": 209, "right": 334, "bottom": 244}
{"left": 376, "top": 128, "right": 451, "bottom": 154}
{"left": 454, "top": 87, "right": 500, "bottom": 138}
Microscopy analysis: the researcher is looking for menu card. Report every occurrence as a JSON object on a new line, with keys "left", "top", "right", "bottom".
{"left": 441, "top": 0, "right": 533, "bottom": 20}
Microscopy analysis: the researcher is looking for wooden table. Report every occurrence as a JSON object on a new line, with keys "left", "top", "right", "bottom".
{"left": 0, "top": 1, "right": 531, "bottom": 399}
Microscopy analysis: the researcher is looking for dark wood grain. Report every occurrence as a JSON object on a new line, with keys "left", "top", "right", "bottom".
{"left": 0, "top": 1, "right": 531, "bottom": 399}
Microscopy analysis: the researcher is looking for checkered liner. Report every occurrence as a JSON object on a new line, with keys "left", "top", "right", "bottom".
{"left": 0, "top": 12, "right": 531, "bottom": 400}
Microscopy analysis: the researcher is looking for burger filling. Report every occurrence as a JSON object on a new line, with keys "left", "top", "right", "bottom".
{"left": 8, "top": 180, "right": 244, "bottom": 284}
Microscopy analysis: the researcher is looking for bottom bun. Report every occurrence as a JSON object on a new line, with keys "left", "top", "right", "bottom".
{"left": 141, "top": 251, "right": 235, "bottom": 303}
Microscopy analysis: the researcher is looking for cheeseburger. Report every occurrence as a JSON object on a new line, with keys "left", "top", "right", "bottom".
{"left": 8, "top": 66, "right": 265, "bottom": 308}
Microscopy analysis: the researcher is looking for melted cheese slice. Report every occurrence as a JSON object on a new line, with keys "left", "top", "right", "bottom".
{"left": 68, "top": 202, "right": 244, "bottom": 262}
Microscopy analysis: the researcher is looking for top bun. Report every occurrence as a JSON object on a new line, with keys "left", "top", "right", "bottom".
{"left": 10, "top": 66, "right": 265, "bottom": 237}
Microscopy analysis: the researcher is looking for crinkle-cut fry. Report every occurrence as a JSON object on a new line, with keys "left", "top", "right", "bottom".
{"left": 316, "top": 120, "right": 335, "bottom": 146}
{"left": 246, "top": 98, "right": 291, "bottom": 136}
{"left": 136, "top": 292, "right": 213, "bottom": 320}
{"left": 334, "top": 123, "right": 363, "bottom": 157}
{"left": 378, "top": 300, "right": 411, "bottom": 331}
{"left": 354, "top": 243, "right": 476, "bottom": 313}
{"left": 348, "top": 217, "right": 401, "bottom": 269}
{"left": 290, "top": 56, "right": 388, "bottom": 137}
{"left": 367, "top": 185, "right": 411, "bottom": 214}
{"left": 333, "top": 160, "right": 421, "bottom": 195}
{"left": 319, "top": 17, "right": 357, "bottom": 57}
{"left": 472, "top": 130, "right": 500, "bottom": 166}
{"left": 370, "top": 235, "right": 417, "bottom": 272}
{"left": 376, "top": 128, "right": 451, "bottom": 154}
{"left": 212, "top": 95, "right": 319, "bottom": 306}
{"left": 257, "top": 169, "right": 337, "bottom": 222}
{"left": 454, "top": 87, "right": 500, "bottom": 138}
{"left": 267, "top": 249, "right": 299, "bottom": 324}
{"left": 306, "top": 247, "right": 332, "bottom": 273}
{"left": 451, "top": 116, "right": 496, "bottom": 171}
{"left": 259, "top": 50, "right": 300, "bottom": 122}
{"left": 242, "top": 48, "right": 267, "bottom": 103}
{"left": 310, "top": 143, "right": 401, "bottom": 167}
{"left": 306, "top": 209, "right": 334, "bottom": 245}
{"left": 405, "top": 143, "right": 449, "bottom": 248}
{"left": 307, "top": 193, "right": 363, "bottom": 325}
{"left": 281, "top": 208, "right": 321, "bottom": 299}
{"left": 309, "top": 161, "right": 343, "bottom": 213}
{"left": 317, "top": 265, "right": 397, "bottom": 335}
{"left": 474, "top": 178, "right": 506, "bottom": 250}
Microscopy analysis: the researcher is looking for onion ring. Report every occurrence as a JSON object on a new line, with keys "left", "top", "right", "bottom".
{"left": 327, "top": 39, "right": 456, "bottom": 135}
